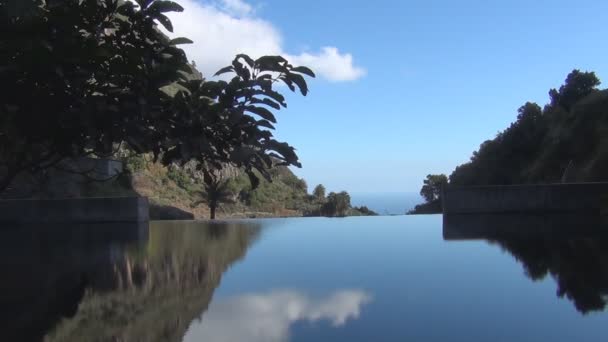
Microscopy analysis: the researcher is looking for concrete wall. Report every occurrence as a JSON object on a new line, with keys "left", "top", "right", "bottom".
{"left": 2, "top": 158, "right": 124, "bottom": 199}
{"left": 0, "top": 197, "right": 149, "bottom": 223}
{"left": 442, "top": 183, "right": 608, "bottom": 215}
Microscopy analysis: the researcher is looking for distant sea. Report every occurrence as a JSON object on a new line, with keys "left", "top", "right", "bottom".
{"left": 350, "top": 192, "right": 422, "bottom": 216}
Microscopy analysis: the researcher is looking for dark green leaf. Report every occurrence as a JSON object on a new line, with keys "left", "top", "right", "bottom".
{"left": 155, "top": 13, "right": 173, "bottom": 32}
{"left": 256, "top": 120, "right": 275, "bottom": 129}
{"left": 232, "top": 59, "right": 250, "bottom": 80}
{"left": 148, "top": 1, "right": 184, "bottom": 13}
{"left": 236, "top": 54, "right": 255, "bottom": 68}
{"left": 214, "top": 66, "right": 235, "bottom": 77}
{"left": 262, "top": 89, "right": 286, "bottom": 106}
{"left": 245, "top": 106, "right": 277, "bottom": 123}
{"left": 256, "top": 56, "right": 288, "bottom": 73}
{"left": 291, "top": 66, "right": 316, "bottom": 78}
{"left": 256, "top": 56, "right": 287, "bottom": 65}
{"left": 281, "top": 77, "right": 296, "bottom": 92}
{"left": 288, "top": 73, "right": 309, "bottom": 96}
{"left": 170, "top": 37, "right": 193, "bottom": 45}
{"left": 250, "top": 97, "right": 281, "bottom": 110}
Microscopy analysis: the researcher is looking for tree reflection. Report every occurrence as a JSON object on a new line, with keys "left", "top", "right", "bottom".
{"left": 490, "top": 235, "right": 608, "bottom": 313}
{"left": 444, "top": 214, "right": 608, "bottom": 314}
{"left": 0, "top": 221, "right": 261, "bottom": 342}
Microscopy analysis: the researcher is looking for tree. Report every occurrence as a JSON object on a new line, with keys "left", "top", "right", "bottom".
{"left": 1, "top": 0, "right": 192, "bottom": 190}
{"left": 313, "top": 184, "right": 326, "bottom": 202}
{"left": 201, "top": 178, "right": 233, "bottom": 220}
{"left": 353, "top": 206, "right": 378, "bottom": 216}
{"left": 190, "top": 166, "right": 235, "bottom": 220}
{"left": 161, "top": 54, "right": 315, "bottom": 189}
{"left": 444, "top": 69, "right": 608, "bottom": 190}
{"left": 0, "top": 0, "right": 315, "bottom": 193}
{"left": 420, "top": 174, "right": 448, "bottom": 203}
{"left": 549, "top": 69, "right": 600, "bottom": 111}
{"left": 322, "top": 191, "right": 351, "bottom": 217}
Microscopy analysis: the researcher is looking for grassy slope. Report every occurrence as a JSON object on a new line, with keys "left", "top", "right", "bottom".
{"left": 118, "top": 157, "right": 310, "bottom": 219}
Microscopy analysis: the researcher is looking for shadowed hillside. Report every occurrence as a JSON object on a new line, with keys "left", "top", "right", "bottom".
{"left": 411, "top": 70, "right": 608, "bottom": 214}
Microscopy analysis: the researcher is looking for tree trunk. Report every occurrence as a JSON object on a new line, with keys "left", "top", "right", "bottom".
{"left": 209, "top": 203, "right": 216, "bottom": 220}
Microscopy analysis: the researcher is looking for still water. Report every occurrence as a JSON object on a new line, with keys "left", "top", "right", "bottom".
{"left": 2, "top": 215, "right": 608, "bottom": 341}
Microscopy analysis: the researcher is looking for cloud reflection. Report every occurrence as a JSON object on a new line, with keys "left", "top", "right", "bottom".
{"left": 183, "top": 289, "right": 372, "bottom": 342}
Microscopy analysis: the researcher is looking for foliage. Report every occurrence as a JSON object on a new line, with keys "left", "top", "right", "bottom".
{"left": 313, "top": 184, "right": 326, "bottom": 202}
{"left": 420, "top": 174, "right": 448, "bottom": 202}
{"left": 407, "top": 200, "right": 442, "bottom": 215}
{"left": 0, "top": 0, "right": 315, "bottom": 193}
{"left": 123, "top": 154, "right": 148, "bottom": 174}
{"left": 409, "top": 174, "right": 447, "bottom": 214}
{"left": 198, "top": 176, "right": 234, "bottom": 219}
{"left": 549, "top": 70, "right": 600, "bottom": 111}
{"left": 245, "top": 170, "right": 308, "bottom": 211}
{"left": 167, "top": 165, "right": 194, "bottom": 191}
{"left": 351, "top": 206, "right": 378, "bottom": 216}
{"left": 447, "top": 69, "right": 607, "bottom": 187}
{"left": 0, "top": 0, "right": 191, "bottom": 190}
{"left": 321, "top": 191, "right": 351, "bottom": 217}
{"left": 158, "top": 53, "right": 315, "bottom": 190}
{"left": 413, "top": 69, "right": 608, "bottom": 214}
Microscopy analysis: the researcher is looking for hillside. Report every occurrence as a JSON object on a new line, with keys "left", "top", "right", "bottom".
{"left": 411, "top": 70, "right": 608, "bottom": 213}
{"left": 88, "top": 154, "right": 375, "bottom": 219}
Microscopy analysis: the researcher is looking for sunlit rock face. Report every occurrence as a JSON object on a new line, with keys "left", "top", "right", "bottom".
{"left": 183, "top": 289, "right": 373, "bottom": 342}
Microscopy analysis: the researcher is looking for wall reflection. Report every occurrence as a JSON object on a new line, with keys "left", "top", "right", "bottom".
{"left": 183, "top": 289, "right": 372, "bottom": 342}
{"left": 444, "top": 214, "right": 608, "bottom": 314}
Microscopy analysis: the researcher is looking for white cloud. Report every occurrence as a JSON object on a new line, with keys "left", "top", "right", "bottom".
{"left": 289, "top": 47, "right": 366, "bottom": 82}
{"left": 183, "top": 289, "right": 373, "bottom": 342}
{"left": 218, "top": 0, "right": 254, "bottom": 17}
{"left": 167, "top": 0, "right": 365, "bottom": 82}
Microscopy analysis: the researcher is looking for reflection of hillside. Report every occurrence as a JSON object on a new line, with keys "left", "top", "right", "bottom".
{"left": 0, "top": 221, "right": 260, "bottom": 342}
{"left": 44, "top": 221, "right": 261, "bottom": 342}
{"left": 491, "top": 236, "right": 608, "bottom": 313}
{"left": 0, "top": 223, "right": 148, "bottom": 342}
{"left": 444, "top": 214, "right": 608, "bottom": 314}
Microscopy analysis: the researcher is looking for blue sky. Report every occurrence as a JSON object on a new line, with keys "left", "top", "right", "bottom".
{"left": 171, "top": 0, "right": 608, "bottom": 193}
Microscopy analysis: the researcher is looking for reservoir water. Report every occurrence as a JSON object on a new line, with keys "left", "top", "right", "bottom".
{"left": 3, "top": 215, "right": 608, "bottom": 341}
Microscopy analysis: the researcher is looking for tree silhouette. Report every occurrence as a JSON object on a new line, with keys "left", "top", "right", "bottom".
{"left": 0, "top": 0, "right": 315, "bottom": 193}
{"left": 418, "top": 69, "right": 608, "bottom": 198}
{"left": 420, "top": 174, "right": 448, "bottom": 203}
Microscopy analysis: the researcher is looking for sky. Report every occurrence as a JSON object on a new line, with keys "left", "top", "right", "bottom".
{"left": 166, "top": 0, "right": 608, "bottom": 193}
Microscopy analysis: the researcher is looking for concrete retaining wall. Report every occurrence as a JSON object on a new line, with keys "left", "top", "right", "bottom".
{"left": 0, "top": 197, "right": 149, "bottom": 223}
{"left": 442, "top": 183, "right": 608, "bottom": 215}
{"left": 1, "top": 158, "right": 124, "bottom": 199}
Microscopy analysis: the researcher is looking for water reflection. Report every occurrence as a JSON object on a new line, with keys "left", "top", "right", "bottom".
{"left": 0, "top": 220, "right": 261, "bottom": 342}
{"left": 184, "top": 290, "right": 372, "bottom": 342}
{"left": 444, "top": 214, "right": 608, "bottom": 314}
{"left": 0, "top": 222, "right": 148, "bottom": 342}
